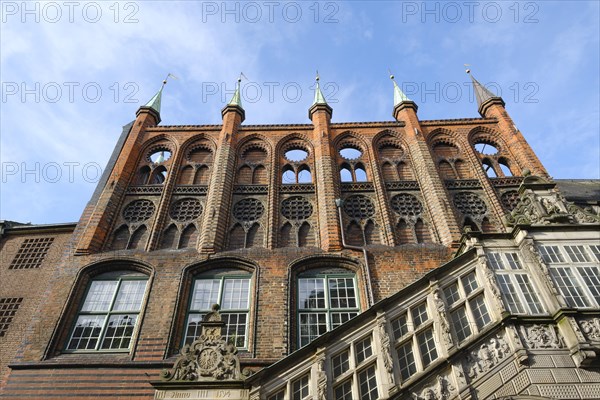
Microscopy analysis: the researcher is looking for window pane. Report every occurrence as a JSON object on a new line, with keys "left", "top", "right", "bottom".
{"left": 411, "top": 302, "right": 428, "bottom": 328}
{"left": 113, "top": 280, "right": 147, "bottom": 311}
{"left": 564, "top": 246, "right": 592, "bottom": 263}
{"left": 488, "top": 253, "right": 503, "bottom": 270}
{"left": 328, "top": 278, "right": 357, "bottom": 309}
{"left": 355, "top": 335, "right": 373, "bottom": 364}
{"left": 391, "top": 313, "right": 409, "bottom": 339}
{"left": 100, "top": 314, "right": 138, "bottom": 350}
{"left": 551, "top": 267, "right": 591, "bottom": 307}
{"left": 450, "top": 307, "right": 472, "bottom": 342}
{"left": 514, "top": 274, "right": 544, "bottom": 314}
{"left": 417, "top": 328, "right": 438, "bottom": 368}
{"left": 332, "top": 350, "right": 350, "bottom": 378}
{"left": 184, "top": 313, "right": 204, "bottom": 345}
{"left": 190, "top": 279, "right": 220, "bottom": 311}
{"left": 334, "top": 379, "right": 353, "bottom": 400}
{"left": 268, "top": 390, "right": 284, "bottom": 400}
{"left": 505, "top": 253, "right": 522, "bottom": 270}
{"left": 589, "top": 245, "right": 600, "bottom": 262}
{"left": 461, "top": 272, "right": 479, "bottom": 295}
{"left": 222, "top": 313, "right": 248, "bottom": 348}
{"left": 299, "top": 278, "right": 326, "bottom": 309}
{"left": 81, "top": 281, "right": 118, "bottom": 312}
{"left": 222, "top": 279, "right": 250, "bottom": 310}
{"left": 331, "top": 312, "right": 358, "bottom": 329}
{"left": 397, "top": 341, "right": 416, "bottom": 381}
{"left": 496, "top": 275, "right": 525, "bottom": 314}
{"left": 299, "top": 313, "right": 327, "bottom": 347}
{"left": 443, "top": 283, "right": 461, "bottom": 306}
{"left": 67, "top": 315, "right": 105, "bottom": 350}
{"left": 292, "top": 375, "right": 309, "bottom": 400}
{"left": 358, "top": 365, "right": 378, "bottom": 400}
{"left": 579, "top": 266, "right": 600, "bottom": 305}
{"left": 470, "top": 295, "right": 491, "bottom": 329}
{"left": 539, "top": 246, "right": 565, "bottom": 263}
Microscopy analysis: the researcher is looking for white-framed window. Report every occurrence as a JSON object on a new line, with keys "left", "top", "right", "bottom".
{"left": 297, "top": 269, "right": 360, "bottom": 347}
{"left": 538, "top": 244, "right": 600, "bottom": 308}
{"left": 66, "top": 271, "right": 148, "bottom": 352}
{"left": 442, "top": 270, "right": 492, "bottom": 344}
{"left": 487, "top": 252, "right": 544, "bottom": 314}
{"left": 185, "top": 269, "right": 252, "bottom": 348}
{"left": 330, "top": 333, "right": 379, "bottom": 400}
{"left": 390, "top": 299, "right": 438, "bottom": 383}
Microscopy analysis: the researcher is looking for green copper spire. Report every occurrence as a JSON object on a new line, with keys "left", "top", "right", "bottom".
{"left": 312, "top": 72, "right": 328, "bottom": 106}
{"left": 390, "top": 74, "right": 410, "bottom": 106}
{"left": 228, "top": 77, "right": 243, "bottom": 108}
{"left": 144, "top": 81, "right": 165, "bottom": 114}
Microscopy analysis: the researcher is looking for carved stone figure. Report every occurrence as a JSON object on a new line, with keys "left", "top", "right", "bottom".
{"left": 432, "top": 289, "right": 453, "bottom": 347}
{"left": 161, "top": 304, "right": 242, "bottom": 382}
{"left": 411, "top": 376, "right": 455, "bottom": 400}
{"left": 579, "top": 318, "right": 600, "bottom": 340}
{"left": 466, "top": 334, "right": 511, "bottom": 380}
{"left": 520, "top": 324, "right": 562, "bottom": 349}
{"left": 479, "top": 255, "right": 504, "bottom": 311}
{"left": 376, "top": 314, "right": 395, "bottom": 384}
{"left": 316, "top": 351, "right": 327, "bottom": 400}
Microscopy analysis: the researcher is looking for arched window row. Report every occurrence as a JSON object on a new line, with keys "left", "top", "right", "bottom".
{"left": 471, "top": 135, "right": 519, "bottom": 179}
{"left": 159, "top": 223, "right": 199, "bottom": 250}
{"left": 282, "top": 164, "right": 312, "bottom": 184}
{"left": 135, "top": 143, "right": 174, "bottom": 186}
{"left": 110, "top": 225, "right": 149, "bottom": 251}
{"left": 431, "top": 140, "right": 475, "bottom": 180}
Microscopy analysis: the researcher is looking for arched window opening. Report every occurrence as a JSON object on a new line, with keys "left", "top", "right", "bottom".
{"left": 194, "top": 166, "right": 210, "bottom": 185}
{"left": 354, "top": 166, "right": 367, "bottom": 182}
{"left": 136, "top": 166, "right": 151, "bottom": 185}
{"left": 397, "top": 162, "right": 414, "bottom": 180}
{"left": 397, "top": 219, "right": 413, "bottom": 244}
{"left": 282, "top": 166, "right": 296, "bottom": 184}
{"left": 246, "top": 223, "right": 263, "bottom": 248}
{"left": 297, "top": 166, "right": 312, "bottom": 183}
{"left": 340, "top": 167, "right": 353, "bottom": 183}
{"left": 415, "top": 219, "right": 430, "bottom": 243}
{"left": 111, "top": 225, "right": 130, "bottom": 250}
{"left": 160, "top": 224, "right": 178, "bottom": 249}
{"left": 284, "top": 148, "right": 308, "bottom": 162}
{"left": 179, "top": 224, "right": 198, "bottom": 249}
{"left": 150, "top": 166, "right": 168, "bottom": 185}
{"left": 66, "top": 270, "right": 148, "bottom": 352}
{"left": 178, "top": 166, "right": 194, "bottom": 185}
{"left": 253, "top": 165, "right": 268, "bottom": 184}
{"left": 454, "top": 160, "right": 471, "bottom": 179}
{"left": 438, "top": 161, "right": 456, "bottom": 179}
{"left": 298, "top": 222, "right": 312, "bottom": 247}
{"left": 363, "top": 220, "right": 379, "bottom": 245}
{"left": 149, "top": 150, "right": 171, "bottom": 163}
{"left": 474, "top": 142, "right": 499, "bottom": 155}
{"left": 237, "top": 165, "right": 253, "bottom": 184}
{"left": 482, "top": 160, "right": 497, "bottom": 178}
{"left": 346, "top": 222, "right": 363, "bottom": 246}
{"left": 339, "top": 146, "right": 363, "bottom": 160}
{"left": 228, "top": 224, "right": 246, "bottom": 250}
{"left": 128, "top": 226, "right": 148, "bottom": 250}
{"left": 280, "top": 223, "right": 293, "bottom": 247}
{"left": 185, "top": 268, "right": 252, "bottom": 348}
{"left": 499, "top": 160, "right": 513, "bottom": 177}
{"left": 297, "top": 268, "right": 359, "bottom": 347}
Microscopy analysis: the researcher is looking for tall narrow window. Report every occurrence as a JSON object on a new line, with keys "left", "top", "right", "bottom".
{"left": 185, "top": 269, "right": 252, "bottom": 348}
{"left": 487, "top": 252, "right": 544, "bottom": 314}
{"left": 297, "top": 269, "right": 360, "bottom": 347}
{"left": 66, "top": 271, "right": 148, "bottom": 351}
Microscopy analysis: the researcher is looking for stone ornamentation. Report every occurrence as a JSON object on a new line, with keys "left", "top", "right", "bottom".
{"left": 523, "top": 240, "right": 561, "bottom": 298}
{"left": 432, "top": 289, "right": 453, "bottom": 347}
{"left": 466, "top": 334, "right": 511, "bottom": 380}
{"left": 161, "top": 304, "right": 242, "bottom": 381}
{"left": 520, "top": 324, "right": 562, "bottom": 349}
{"left": 315, "top": 349, "right": 327, "bottom": 400}
{"left": 411, "top": 375, "right": 455, "bottom": 400}
{"left": 579, "top": 318, "right": 600, "bottom": 341}
{"left": 376, "top": 314, "right": 396, "bottom": 385}
{"left": 478, "top": 255, "right": 504, "bottom": 312}
{"left": 506, "top": 177, "right": 600, "bottom": 226}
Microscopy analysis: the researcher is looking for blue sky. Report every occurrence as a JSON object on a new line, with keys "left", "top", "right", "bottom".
{"left": 1, "top": 1, "right": 599, "bottom": 224}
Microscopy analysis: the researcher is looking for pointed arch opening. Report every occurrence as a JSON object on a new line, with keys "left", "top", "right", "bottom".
{"left": 136, "top": 166, "right": 151, "bottom": 185}
{"left": 178, "top": 166, "right": 194, "bottom": 185}
{"left": 482, "top": 159, "right": 498, "bottom": 178}
{"left": 160, "top": 224, "right": 178, "bottom": 249}
{"left": 179, "top": 224, "right": 198, "bottom": 249}
{"left": 128, "top": 226, "right": 148, "bottom": 250}
{"left": 297, "top": 165, "right": 312, "bottom": 183}
{"left": 111, "top": 225, "right": 130, "bottom": 250}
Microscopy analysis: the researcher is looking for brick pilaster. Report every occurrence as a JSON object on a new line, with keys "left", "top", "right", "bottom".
{"left": 365, "top": 146, "right": 396, "bottom": 246}
{"left": 395, "top": 103, "right": 461, "bottom": 245}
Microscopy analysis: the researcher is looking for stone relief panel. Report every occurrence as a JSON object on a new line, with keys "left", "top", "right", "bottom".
{"left": 579, "top": 318, "right": 600, "bottom": 341}
{"left": 465, "top": 333, "right": 512, "bottom": 380}
{"left": 519, "top": 324, "right": 563, "bottom": 349}
{"left": 411, "top": 374, "right": 456, "bottom": 400}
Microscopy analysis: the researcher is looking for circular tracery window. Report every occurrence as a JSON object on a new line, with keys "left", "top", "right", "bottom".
{"left": 501, "top": 190, "right": 520, "bottom": 211}
{"left": 170, "top": 198, "right": 203, "bottom": 221}
{"left": 343, "top": 195, "right": 375, "bottom": 219}
{"left": 123, "top": 199, "right": 155, "bottom": 222}
{"left": 281, "top": 196, "right": 313, "bottom": 220}
{"left": 233, "top": 198, "right": 265, "bottom": 221}
{"left": 391, "top": 193, "right": 423, "bottom": 216}
{"left": 453, "top": 192, "right": 487, "bottom": 216}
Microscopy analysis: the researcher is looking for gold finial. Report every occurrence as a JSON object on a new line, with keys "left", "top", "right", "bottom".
{"left": 388, "top": 68, "right": 395, "bottom": 81}
{"left": 464, "top": 64, "right": 471, "bottom": 74}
